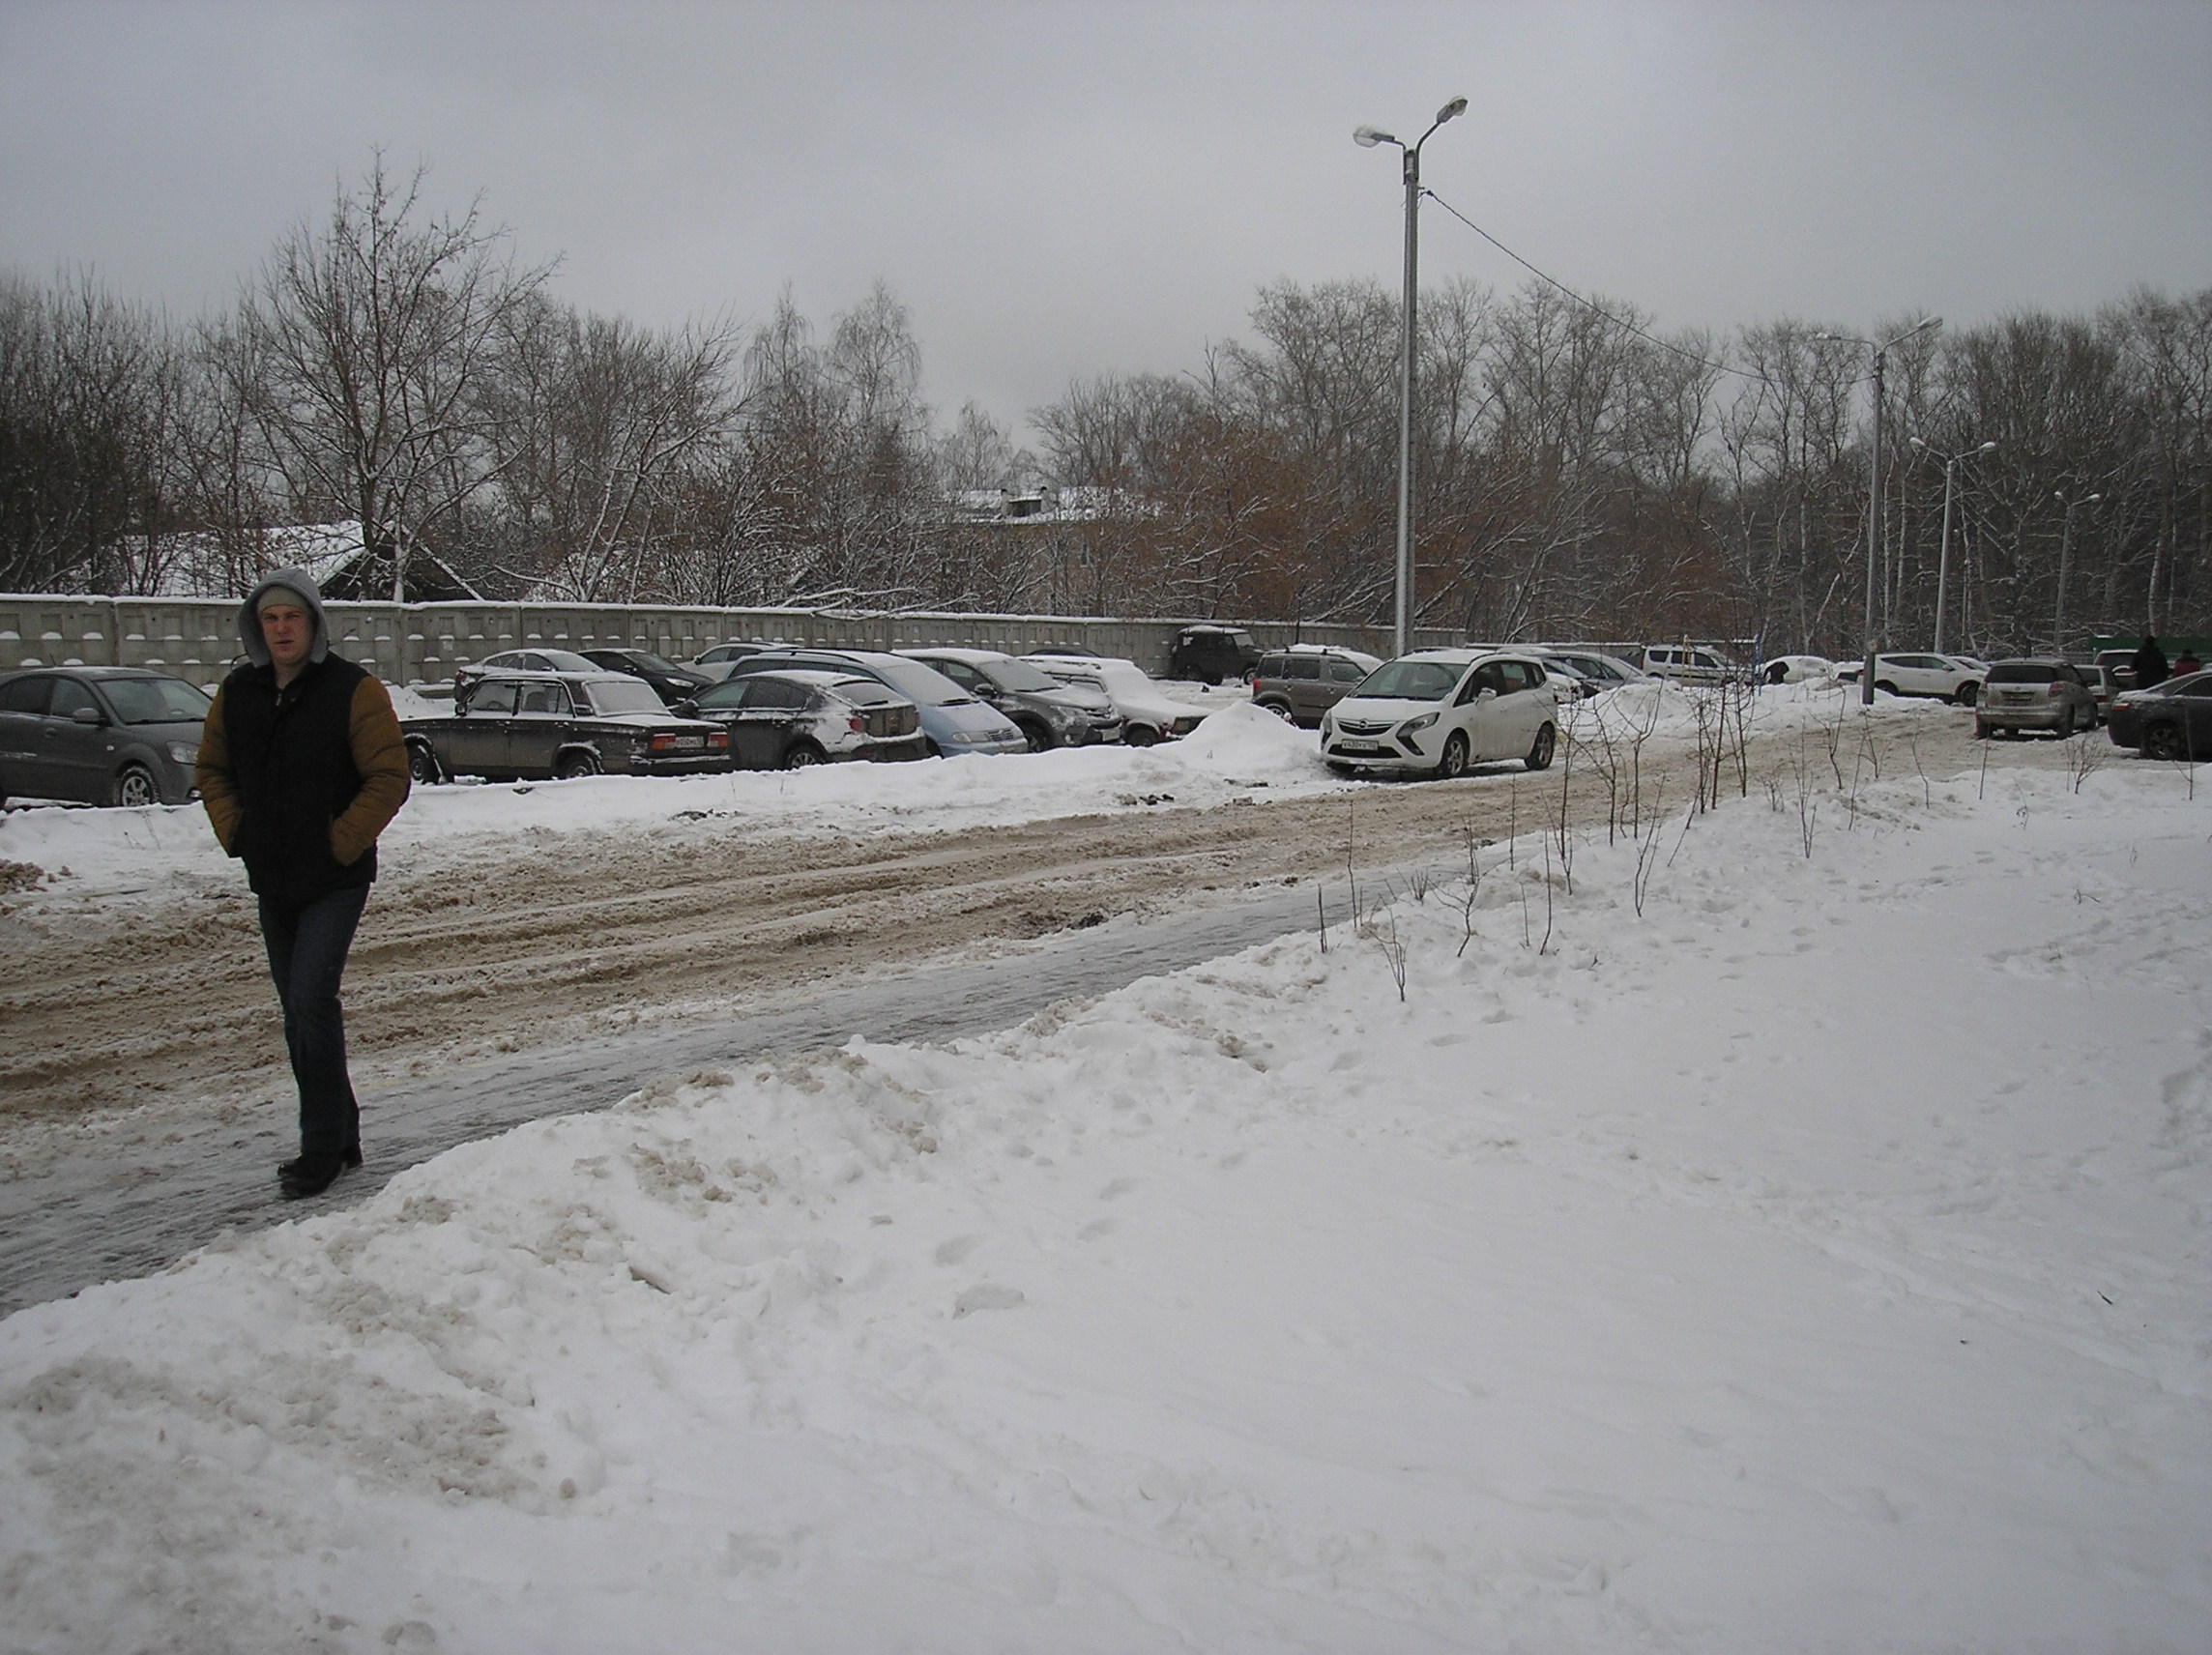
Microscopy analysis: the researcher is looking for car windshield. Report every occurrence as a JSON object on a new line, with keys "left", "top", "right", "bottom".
{"left": 694, "top": 679, "right": 752, "bottom": 709}
{"left": 582, "top": 679, "right": 667, "bottom": 715}
{"left": 1988, "top": 663, "right": 2066, "bottom": 684}
{"left": 1353, "top": 659, "right": 1465, "bottom": 701}
{"left": 102, "top": 676, "right": 213, "bottom": 724}
{"left": 628, "top": 652, "right": 679, "bottom": 673}
{"left": 980, "top": 658, "right": 1059, "bottom": 692}
{"left": 862, "top": 658, "right": 969, "bottom": 706}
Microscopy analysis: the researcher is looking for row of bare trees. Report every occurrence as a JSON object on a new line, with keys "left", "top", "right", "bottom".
{"left": 6, "top": 157, "right": 2208, "bottom": 653}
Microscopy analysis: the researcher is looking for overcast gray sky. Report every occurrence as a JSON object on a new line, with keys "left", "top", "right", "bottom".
{"left": 3, "top": 0, "right": 2207, "bottom": 446}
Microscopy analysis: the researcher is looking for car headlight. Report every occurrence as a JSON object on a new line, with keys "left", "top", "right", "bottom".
{"left": 1399, "top": 711, "right": 1440, "bottom": 735}
{"left": 168, "top": 741, "right": 199, "bottom": 765}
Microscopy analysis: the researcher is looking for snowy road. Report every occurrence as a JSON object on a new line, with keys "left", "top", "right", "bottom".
{"left": 0, "top": 878, "right": 1361, "bottom": 1316}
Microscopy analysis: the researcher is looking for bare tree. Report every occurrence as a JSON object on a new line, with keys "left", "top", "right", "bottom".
{"left": 238, "top": 155, "right": 549, "bottom": 599}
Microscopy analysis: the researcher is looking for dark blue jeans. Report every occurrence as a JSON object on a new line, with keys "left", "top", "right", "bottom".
{"left": 257, "top": 884, "right": 370, "bottom": 1159}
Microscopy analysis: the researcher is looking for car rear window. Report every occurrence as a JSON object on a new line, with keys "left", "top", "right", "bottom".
{"left": 1988, "top": 663, "right": 2066, "bottom": 684}
{"left": 832, "top": 679, "right": 902, "bottom": 707}
{"left": 582, "top": 680, "right": 666, "bottom": 715}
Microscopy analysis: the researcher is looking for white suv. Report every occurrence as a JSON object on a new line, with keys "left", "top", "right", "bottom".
{"left": 1320, "top": 649, "right": 1559, "bottom": 778}
{"left": 1833, "top": 653, "right": 1984, "bottom": 705}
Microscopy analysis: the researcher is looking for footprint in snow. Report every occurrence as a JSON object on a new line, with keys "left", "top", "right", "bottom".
{"left": 954, "top": 1284, "right": 1027, "bottom": 1318}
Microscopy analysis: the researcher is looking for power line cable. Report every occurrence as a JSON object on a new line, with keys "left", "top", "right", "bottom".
{"left": 1421, "top": 188, "right": 1776, "bottom": 385}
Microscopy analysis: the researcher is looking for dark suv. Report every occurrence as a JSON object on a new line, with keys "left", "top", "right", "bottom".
{"left": 1249, "top": 645, "right": 1382, "bottom": 727}
{"left": 1168, "top": 624, "right": 1262, "bottom": 684}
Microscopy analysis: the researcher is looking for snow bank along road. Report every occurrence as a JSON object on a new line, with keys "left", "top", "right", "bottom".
{"left": 3, "top": 734, "right": 2203, "bottom": 1653}
{"left": 0, "top": 696, "right": 2054, "bottom": 1311}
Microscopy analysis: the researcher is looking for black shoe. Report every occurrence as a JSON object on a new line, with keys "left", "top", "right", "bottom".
{"left": 278, "top": 1147, "right": 359, "bottom": 1199}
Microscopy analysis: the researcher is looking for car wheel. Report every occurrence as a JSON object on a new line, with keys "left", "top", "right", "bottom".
{"left": 781, "top": 740, "right": 825, "bottom": 769}
{"left": 1525, "top": 722, "right": 1557, "bottom": 772}
{"left": 407, "top": 740, "right": 444, "bottom": 785}
{"left": 1123, "top": 724, "right": 1159, "bottom": 747}
{"left": 1017, "top": 719, "right": 1054, "bottom": 754}
{"left": 556, "top": 750, "right": 601, "bottom": 780}
{"left": 1258, "top": 699, "right": 1295, "bottom": 723}
{"left": 112, "top": 763, "right": 160, "bottom": 808}
{"left": 1876, "top": 680, "right": 1900, "bottom": 697}
{"left": 2142, "top": 722, "right": 2188, "bottom": 761}
{"left": 1434, "top": 730, "right": 1470, "bottom": 781}
{"left": 1955, "top": 682, "right": 1979, "bottom": 707}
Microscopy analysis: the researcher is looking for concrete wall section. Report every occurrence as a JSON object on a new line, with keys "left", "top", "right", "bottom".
{"left": 2, "top": 595, "right": 1456, "bottom": 685}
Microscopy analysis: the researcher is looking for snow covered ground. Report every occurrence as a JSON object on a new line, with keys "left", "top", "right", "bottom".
{"left": 2, "top": 694, "right": 2205, "bottom": 1651}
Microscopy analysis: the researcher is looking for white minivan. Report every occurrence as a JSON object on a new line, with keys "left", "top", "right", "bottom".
{"left": 1320, "top": 649, "right": 1559, "bottom": 779}
{"left": 1642, "top": 644, "right": 1743, "bottom": 685}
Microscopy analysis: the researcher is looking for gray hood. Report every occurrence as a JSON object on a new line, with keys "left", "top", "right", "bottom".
{"left": 237, "top": 567, "right": 332, "bottom": 668}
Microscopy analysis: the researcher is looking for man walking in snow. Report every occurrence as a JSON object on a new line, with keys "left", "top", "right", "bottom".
{"left": 196, "top": 569, "right": 410, "bottom": 1198}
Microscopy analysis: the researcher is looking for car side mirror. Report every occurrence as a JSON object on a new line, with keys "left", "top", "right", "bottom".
{"left": 71, "top": 706, "right": 106, "bottom": 726}
{"left": 1478, "top": 686, "right": 1498, "bottom": 702}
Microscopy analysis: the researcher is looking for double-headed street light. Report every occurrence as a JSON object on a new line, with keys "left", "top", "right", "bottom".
{"left": 1817, "top": 317, "right": 1942, "bottom": 704}
{"left": 1908, "top": 436, "right": 1996, "bottom": 654}
{"left": 1356, "top": 96, "right": 1468, "bottom": 660}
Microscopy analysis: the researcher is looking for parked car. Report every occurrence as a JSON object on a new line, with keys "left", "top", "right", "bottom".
{"left": 1248, "top": 644, "right": 1383, "bottom": 726}
{"left": 1973, "top": 658, "right": 2100, "bottom": 739}
{"left": 453, "top": 648, "right": 599, "bottom": 694}
{"left": 1758, "top": 654, "right": 1836, "bottom": 685}
{"left": 717, "top": 650, "right": 1027, "bottom": 757}
{"left": 679, "top": 670, "right": 928, "bottom": 769}
{"left": 1320, "top": 649, "right": 1559, "bottom": 779}
{"left": 1020, "top": 655, "right": 1207, "bottom": 746}
{"left": 0, "top": 666, "right": 213, "bottom": 808}
{"left": 1168, "top": 624, "right": 1262, "bottom": 684}
{"left": 1831, "top": 653, "right": 1984, "bottom": 704}
{"left": 2091, "top": 648, "right": 2139, "bottom": 697}
{"left": 897, "top": 648, "right": 1121, "bottom": 749}
{"left": 579, "top": 648, "right": 715, "bottom": 705}
{"left": 402, "top": 669, "right": 728, "bottom": 782}
{"left": 1026, "top": 643, "right": 1101, "bottom": 659}
{"left": 1642, "top": 644, "right": 1745, "bottom": 685}
{"left": 2106, "top": 669, "right": 2212, "bottom": 761}
{"left": 690, "top": 641, "right": 782, "bottom": 681}
{"left": 1534, "top": 649, "right": 1652, "bottom": 697}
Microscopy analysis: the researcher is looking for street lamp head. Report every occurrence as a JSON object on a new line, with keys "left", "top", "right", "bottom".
{"left": 1353, "top": 125, "right": 1396, "bottom": 148}
{"left": 1909, "top": 435, "right": 1929, "bottom": 450}
{"left": 1977, "top": 441, "right": 1997, "bottom": 452}
{"left": 1436, "top": 96, "right": 1469, "bottom": 124}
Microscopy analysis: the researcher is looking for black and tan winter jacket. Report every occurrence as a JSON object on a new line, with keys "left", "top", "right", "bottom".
{"left": 197, "top": 658, "right": 410, "bottom": 902}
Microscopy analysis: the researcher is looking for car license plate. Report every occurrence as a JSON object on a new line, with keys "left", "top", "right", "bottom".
{"left": 1337, "top": 741, "right": 1382, "bottom": 755}
{"left": 673, "top": 736, "right": 703, "bottom": 750}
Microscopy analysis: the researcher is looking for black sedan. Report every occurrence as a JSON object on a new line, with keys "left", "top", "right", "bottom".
{"left": 0, "top": 666, "right": 213, "bottom": 807}
{"left": 581, "top": 649, "right": 715, "bottom": 705}
{"left": 402, "top": 670, "right": 727, "bottom": 782}
{"left": 2107, "top": 669, "right": 2212, "bottom": 761}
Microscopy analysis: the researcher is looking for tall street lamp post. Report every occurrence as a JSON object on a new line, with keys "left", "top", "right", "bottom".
{"left": 2052, "top": 487, "right": 2101, "bottom": 655}
{"left": 1356, "top": 97, "right": 1467, "bottom": 661}
{"left": 1908, "top": 437, "right": 1996, "bottom": 655}
{"left": 1818, "top": 318, "right": 1941, "bottom": 705}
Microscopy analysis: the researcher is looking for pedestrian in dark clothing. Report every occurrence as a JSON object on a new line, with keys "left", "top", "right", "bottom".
{"left": 196, "top": 569, "right": 410, "bottom": 1198}
{"left": 2133, "top": 635, "right": 2169, "bottom": 691}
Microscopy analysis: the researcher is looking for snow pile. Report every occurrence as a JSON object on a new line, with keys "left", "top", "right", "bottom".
{"left": 3, "top": 761, "right": 2206, "bottom": 1651}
